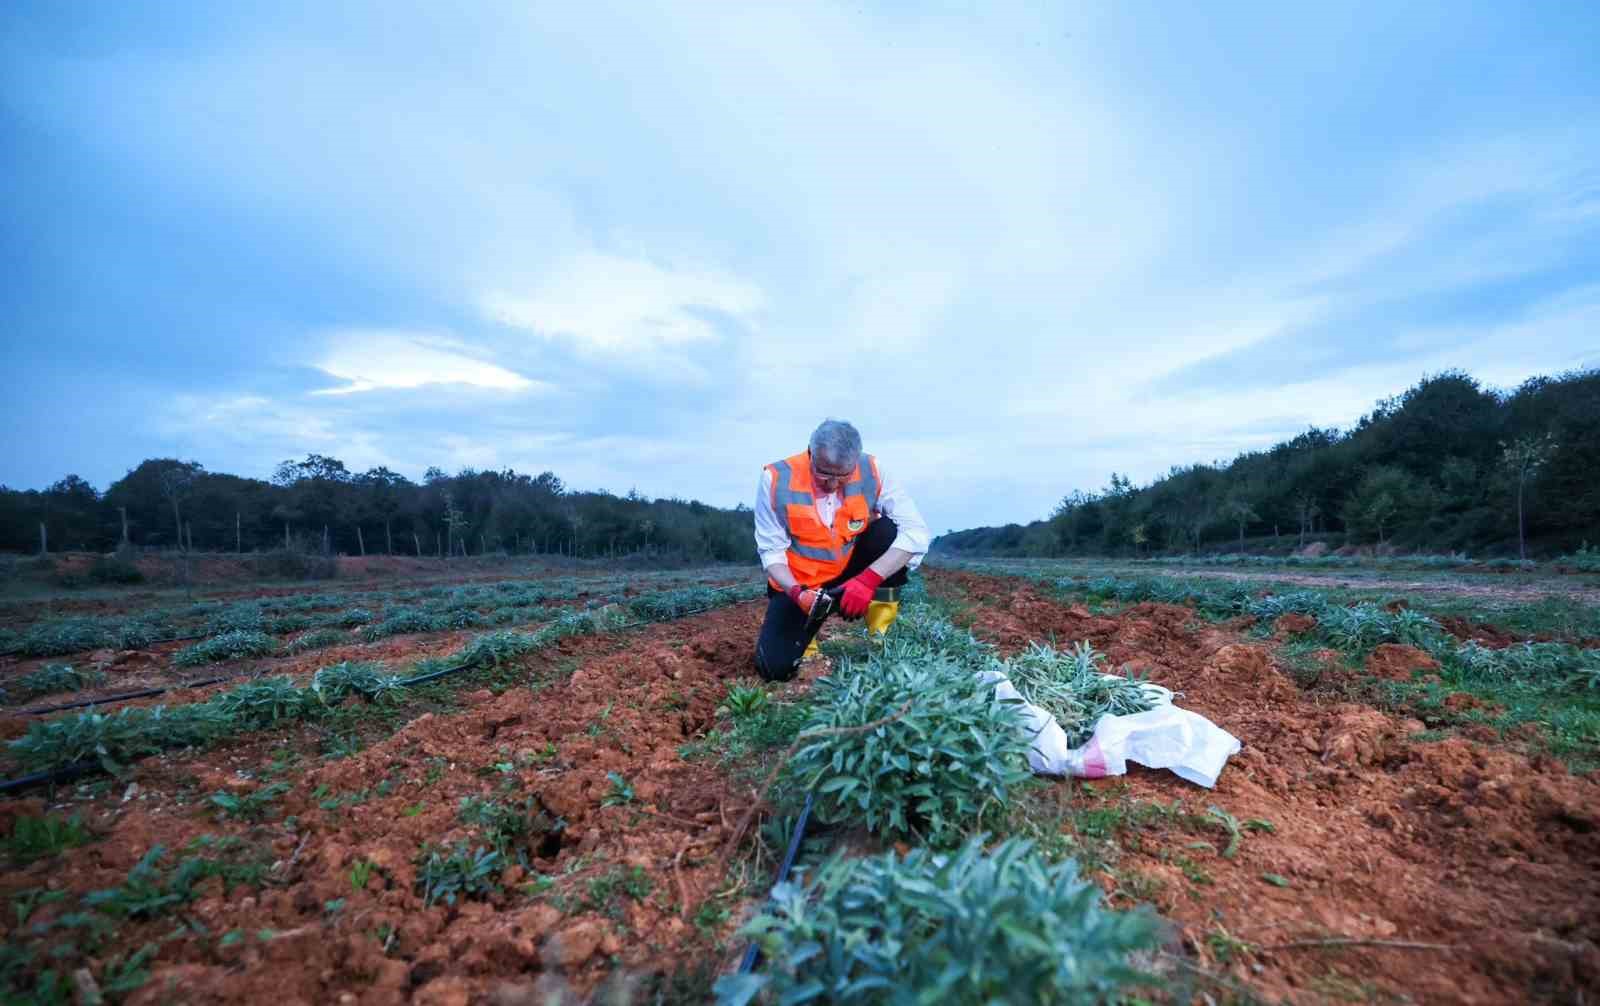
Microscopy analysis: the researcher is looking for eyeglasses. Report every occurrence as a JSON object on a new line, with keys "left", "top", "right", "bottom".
{"left": 812, "top": 465, "right": 854, "bottom": 483}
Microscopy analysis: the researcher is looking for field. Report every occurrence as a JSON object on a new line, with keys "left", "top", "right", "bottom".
{"left": 1, "top": 555, "right": 1596, "bottom": 1004}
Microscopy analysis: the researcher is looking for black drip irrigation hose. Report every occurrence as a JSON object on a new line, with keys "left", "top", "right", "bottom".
{"left": 736, "top": 791, "right": 815, "bottom": 976}
{"left": 5, "top": 584, "right": 752, "bottom": 717}
{"left": 0, "top": 589, "right": 763, "bottom": 795}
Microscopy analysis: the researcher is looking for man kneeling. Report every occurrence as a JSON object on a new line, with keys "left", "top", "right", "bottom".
{"left": 752, "top": 419, "right": 929, "bottom": 682}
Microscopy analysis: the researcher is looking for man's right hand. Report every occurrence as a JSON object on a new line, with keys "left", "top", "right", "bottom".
{"left": 785, "top": 583, "right": 822, "bottom": 615}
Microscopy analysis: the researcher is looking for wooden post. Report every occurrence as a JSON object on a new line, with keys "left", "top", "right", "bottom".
{"left": 119, "top": 507, "right": 129, "bottom": 546}
{"left": 436, "top": 530, "right": 442, "bottom": 558}
{"left": 39, "top": 522, "right": 47, "bottom": 556}
{"left": 284, "top": 522, "right": 291, "bottom": 551}
{"left": 236, "top": 512, "right": 241, "bottom": 553}
{"left": 185, "top": 523, "right": 193, "bottom": 552}
{"left": 481, "top": 534, "right": 487, "bottom": 555}
{"left": 412, "top": 532, "right": 421, "bottom": 557}
{"left": 322, "top": 525, "right": 329, "bottom": 556}
{"left": 356, "top": 526, "right": 366, "bottom": 556}
{"left": 385, "top": 520, "right": 392, "bottom": 556}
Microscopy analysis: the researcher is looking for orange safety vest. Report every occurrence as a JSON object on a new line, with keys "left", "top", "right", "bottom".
{"left": 765, "top": 450, "right": 882, "bottom": 589}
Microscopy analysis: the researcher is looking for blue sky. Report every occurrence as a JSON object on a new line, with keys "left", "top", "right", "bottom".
{"left": 3, "top": 1, "right": 1597, "bottom": 535}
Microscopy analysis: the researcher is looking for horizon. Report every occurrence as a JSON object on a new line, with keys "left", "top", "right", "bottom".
{"left": 5, "top": 2, "right": 1598, "bottom": 535}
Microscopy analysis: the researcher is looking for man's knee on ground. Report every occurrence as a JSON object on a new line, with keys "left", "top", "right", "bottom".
{"left": 753, "top": 645, "right": 799, "bottom": 683}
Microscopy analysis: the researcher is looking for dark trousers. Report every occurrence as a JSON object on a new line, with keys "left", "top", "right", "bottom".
{"left": 753, "top": 517, "right": 910, "bottom": 682}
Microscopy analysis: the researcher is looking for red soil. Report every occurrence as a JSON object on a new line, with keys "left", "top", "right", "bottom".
{"left": 933, "top": 570, "right": 1599, "bottom": 1003}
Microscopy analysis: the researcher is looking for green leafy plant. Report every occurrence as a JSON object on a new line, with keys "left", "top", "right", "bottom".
{"left": 789, "top": 654, "right": 1031, "bottom": 844}
{"left": 584, "top": 865, "right": 654, "bottom": 919}
{"left": 173, "top": 630, "right": 279, "bottom": 667}
{"left": 715, "top": 837, "right": 1157, "bottom": 1006}
{"left": 349, "top": 860, "right": 375, "bottom": 891}
{"left": 211, "top": 676, "right": 308, "bottom": 727}
{"left": 1003, "top": 641, "right": 1157, "bottom": 747}
{"left": 2, "top": 813, "right": 94, "bottom": 863}
{"left": 458, "top": 795, "right": 564, "bottom": 863}
{"left": 601, "top": 772, "right": 636, "bottom": 807}
{"left": 722, "top": 684, "right": 770, "bottom": 719}
{"left": 8, "top": 664, "right": 107, "bottom": 702}
{"left": 310, "top": 661, "right": 405, "bottom": 704}
{"left": 209, "top": 782, "right": 290, "bottom": 822}
{"left": 285, "top": 628, "right": 349, "bottom": 655}
{"left": 416, "top": 843, "right": 502, "bottom": 906}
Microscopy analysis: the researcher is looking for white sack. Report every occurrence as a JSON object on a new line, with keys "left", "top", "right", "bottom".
{"left": 980, "top": 669, "right": 1241, "bottom": 788}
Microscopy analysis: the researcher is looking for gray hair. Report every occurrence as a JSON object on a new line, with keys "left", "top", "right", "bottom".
{"left": 809, "top": 419, "right": 862, "bottom": 471}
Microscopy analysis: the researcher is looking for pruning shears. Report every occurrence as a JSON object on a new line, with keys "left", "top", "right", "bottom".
{"left": 804, "top": 586, "right": 846, "bottom": 634}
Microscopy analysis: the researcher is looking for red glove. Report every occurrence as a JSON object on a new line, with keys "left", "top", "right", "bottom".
{"left": 785, "top": 583, "right": 822, "bottom": 615}
{"left": 838, "top": 569, "right": 883, "bottom": 619}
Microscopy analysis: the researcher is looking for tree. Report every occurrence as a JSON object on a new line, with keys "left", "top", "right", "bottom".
{"left": 1221, "top": 495, "right": 1259, "bottom": 551}
{"left": 1501, "top": 435, "right": 1556, "bottom": 560}
{"left": 154, "top": 460, "right": 205, "bottom": 551}
{"left": 1343, "top": 466, "right": 1425, "bottom": 545}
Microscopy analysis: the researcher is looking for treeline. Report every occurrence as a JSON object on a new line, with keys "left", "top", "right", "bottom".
{"left": 0, "top": 454, "right": 755, "bottom": 562}
{"left": 936, "top": 369, "right": 1600, "bottom": 559}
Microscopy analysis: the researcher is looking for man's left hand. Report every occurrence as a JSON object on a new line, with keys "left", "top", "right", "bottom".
{"left": 838, "top": 569, "right": 883, "bottom": 619}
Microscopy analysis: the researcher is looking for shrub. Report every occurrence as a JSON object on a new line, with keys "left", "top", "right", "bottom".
{"left": 173, "top": 630, "right": 278, "bottom": 667}
{"left": 9, "top": 704, "right": 230, "bottom": 773}
{"left": 285, "top": 628, "right": 349, "bottom": 655}
{"left": 717, "top": 837, "right": 1158, "bottom": 1006}
{"left": 89, "top": 555, "right": 144, "bottom": 584}
{"left": 211, "top": 677, "right": 309, "bottom": 727}
{"left": 788, "top": 655, "right": 1031, "bottom": 844}
{"left": 205, "top": 603, "right": 266, "bottom": 635}
{"left": 13, "top": 619, "right": 113, "bottom": 657}
{"left": 359, "top": 607, "right": 446, "bottom": 642}
{"left": 455, "top": 630, "right": 540, "bottom": 669}
{"left": 335, "top": 607, "right": 374, "bottom": 627}
{"left": 310, "top": 662, "right": 404, "bottom": 704}
{"left": 8, "top": 664, "right": 107, "bottom": 702}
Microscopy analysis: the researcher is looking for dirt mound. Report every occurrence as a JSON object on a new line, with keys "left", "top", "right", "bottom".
{"left": 1365, "top": 643, "right": 1439, "bottom": 680}
{"left": 1271, "top": 612, "right": 1317, "bottom": 639}
{"left": 933, "top": 569, "right": 1600, "bottom": 1003}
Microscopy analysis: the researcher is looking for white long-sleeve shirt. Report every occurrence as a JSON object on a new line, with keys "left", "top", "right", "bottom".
{"left": 755, "top": 461, "right": 929, "bottom": 572}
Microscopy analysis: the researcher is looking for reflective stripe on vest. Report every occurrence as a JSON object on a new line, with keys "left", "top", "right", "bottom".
{"left": 767, "top": 452, "right": 878, "bottom": 572}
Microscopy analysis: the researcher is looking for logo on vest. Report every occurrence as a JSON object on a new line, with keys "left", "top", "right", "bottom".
{"left": 847, "top": 519, "right": 865, "bottom": 532}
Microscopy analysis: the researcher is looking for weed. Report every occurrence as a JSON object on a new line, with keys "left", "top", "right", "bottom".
{"left": 350, "top": 860, "right": 375, "bottom": 891}
{"left": 601, "top": 772, "right": 636, "bottom": 807}
{"left": 1205, "top": 925, "right": 1256, "bottom": 964}
{"left": 458, "top": 795, "right": 564, "bottom": 863}
{"left": 585, "top": 866, "right": 654, "bottom": 919}
{"left": 209, "top": 782, "right": 290, "bottom": 822}
{"left": 416, "top": 843, "right": 501, "bottom": 906}
{"left": 3, "top": 813, "right": 93, "bottom": 864}
{"left": 721, "top": 684, "right": 770, "bottom": 718}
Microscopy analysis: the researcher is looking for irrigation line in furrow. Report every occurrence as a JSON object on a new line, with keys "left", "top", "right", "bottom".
{"left": 7, "top": 581, "right": 743, "bottom": 716}
{"left": 0, "top": 584, "right": 763, "bottom": 795}
{"left": 1, "top": 568, "right": 736, "bottom": 662}
{"left": 736, "top": 791, "right": 815, "bottom": 976}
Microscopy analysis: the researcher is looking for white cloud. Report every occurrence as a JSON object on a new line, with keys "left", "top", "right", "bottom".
{"left": 481, "top": 253, "right": 764, "bottom": 353}
{"left": 310, "top": 331, "right": 542, "bottom": 396}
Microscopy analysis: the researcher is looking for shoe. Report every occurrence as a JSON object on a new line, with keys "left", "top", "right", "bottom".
{"left": 865, "top": 598, "right": 900, "bottom": 636}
